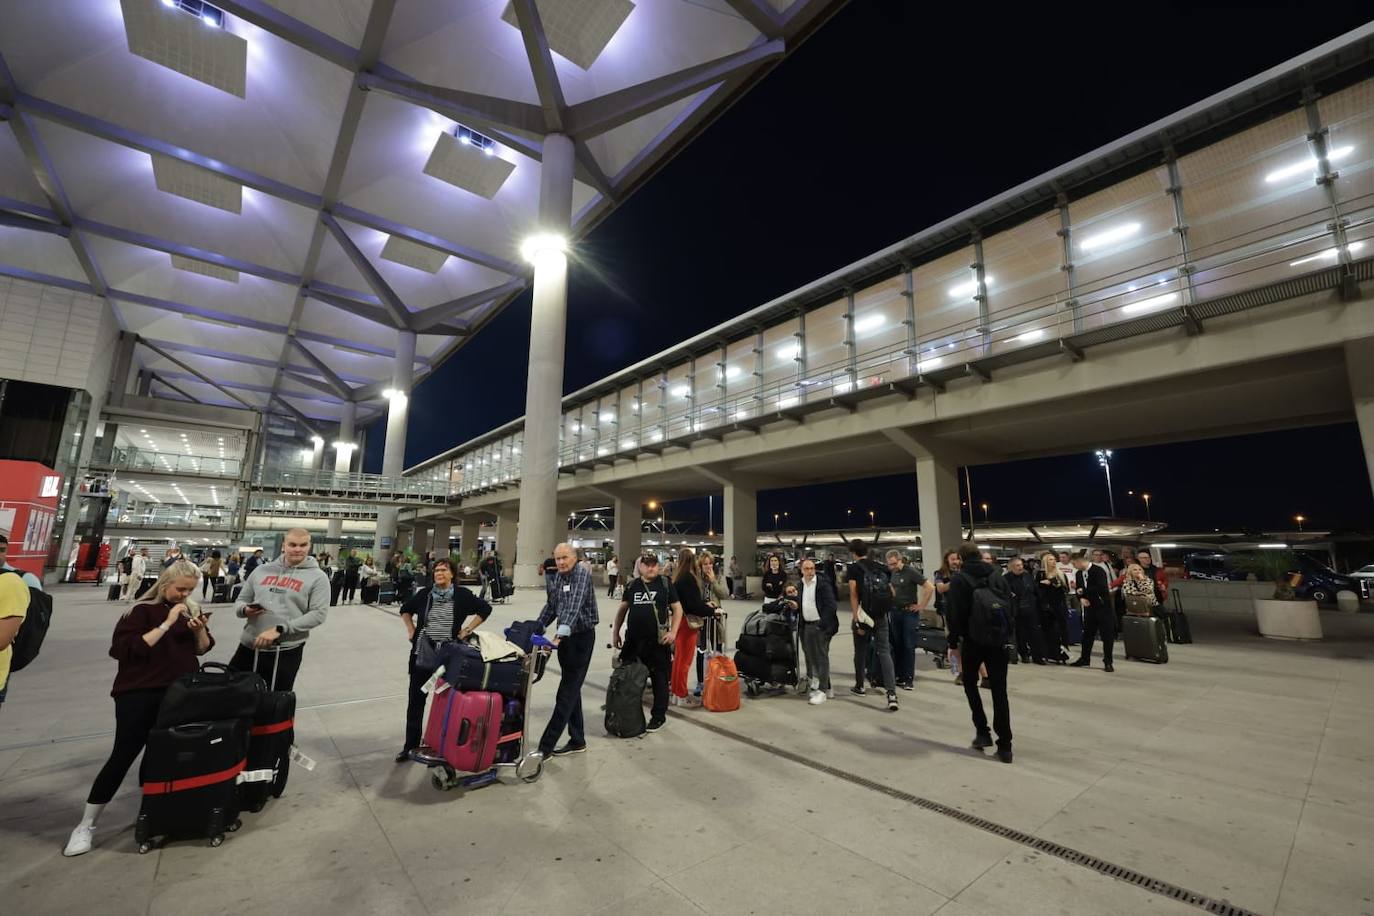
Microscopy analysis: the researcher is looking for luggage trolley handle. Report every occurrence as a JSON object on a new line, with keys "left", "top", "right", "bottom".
{"left": 253, "top": 645, "right": 284, "bottom": 692}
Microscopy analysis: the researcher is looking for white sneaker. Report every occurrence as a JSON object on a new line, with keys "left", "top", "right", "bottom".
{"left": 827, "top": 688, "right": 835, "bottom": 699}
{"left": 63, "top": 825, "right": 93, "bottom": 857}
{"left": 808, "top": 690, "right": 827, "bottom": 706}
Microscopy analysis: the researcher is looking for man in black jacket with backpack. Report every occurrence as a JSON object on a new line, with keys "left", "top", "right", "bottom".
{"left": 847, "top": 541, "right": 898, "bottom": 711}
{"left": 945, "top": 542, "right": 1014, "bottom": 763}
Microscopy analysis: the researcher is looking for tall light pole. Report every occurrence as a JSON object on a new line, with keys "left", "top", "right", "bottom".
{"left": 774, "top": 512, "right": 780, "bottom": 531}
{"left": 869, "top": 510, "right": 876, "bottom": 527}
{"left": 981, "top": 502, "right": 990, "bottom": 523}
{"left": 1295, "top": 514, "right": 1305, "bottom": 532}
{"left": 1142, "top": 492, "right": 1151, "bottom": 521}
{"left": 1095, "top": 449, "right": 1116, "bottom": 516}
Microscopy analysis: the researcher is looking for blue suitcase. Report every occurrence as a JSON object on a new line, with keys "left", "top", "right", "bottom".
{"left": 1067, "top": 607, "right": 1083, "bottom": 645}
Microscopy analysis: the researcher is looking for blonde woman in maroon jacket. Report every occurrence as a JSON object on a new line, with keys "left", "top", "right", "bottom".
{"left": 63, "top": 559, "right": 214, "bottom": 857}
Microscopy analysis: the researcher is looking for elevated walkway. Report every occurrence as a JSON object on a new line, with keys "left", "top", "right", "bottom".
{"left": 251, "top": 468, "right": 450, "bottom": 507}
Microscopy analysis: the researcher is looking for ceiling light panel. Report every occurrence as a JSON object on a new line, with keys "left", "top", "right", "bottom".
{"left": 170, "top": 253, "right": 240, "bottom": 283}
{"left": 150, "top": 152, "right": 243, "bottom": 213}
{"left": 423, "top": 132, "right": 516, "bottom": 199}
{"left": 380, "top": 235, "right": 450, "bottom": 273}
{"left": 120, "top": 0, "right": 248, "bottom": 99}
{"left": 501, "top": 0, "right": 636, "bottom": 70}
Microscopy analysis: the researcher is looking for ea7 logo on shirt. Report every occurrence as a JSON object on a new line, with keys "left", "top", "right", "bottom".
{"left": 260, "top": 574, "right": 304, "bottom": 593}
{"left": 631, "top": 590, "right": 658, "bottom": 606}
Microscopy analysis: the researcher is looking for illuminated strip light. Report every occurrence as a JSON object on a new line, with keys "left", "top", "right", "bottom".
{"left": 1288, "top": 240, "right": 1365, "bottom": 267}
{"left": 1079, "top": 222, "right": 1141, "bottom": 251}
{"left": 1121, "top": 292, "right": 1179, "bottom": 315}
{"left": 853, "top": 314, "right": 885, "bottom": 333}
{"left": 1264, "top": 145, "right": 1353, "bottom": 184}
{"left": 1009, "top": 328, "right": 1046, "bottom": 343}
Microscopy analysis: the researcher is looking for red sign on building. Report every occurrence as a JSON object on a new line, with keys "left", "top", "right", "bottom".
{"left": 0, "top": 460, "right": 63, "bottom": 579}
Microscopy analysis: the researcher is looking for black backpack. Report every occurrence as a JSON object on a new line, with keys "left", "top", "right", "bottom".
{"left": 604, "top": 660, "right": 648, "bottom": 738}
{"left": 4, "top": 571, "right": 52, "bottom": 673}
{"left": 860, "top": 560, "right": 894, "bottom": 617}
{"left": 966, "top": 574, "right": 1013, "bottom": 649}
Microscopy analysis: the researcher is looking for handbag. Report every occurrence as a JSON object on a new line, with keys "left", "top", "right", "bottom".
{"left": 156, "top": 662, "right": 266, "bottom": 728}
{"left": 685, "top": 615, "right": 705, "bottom": 630}
{"left": 413, "top": 635, "right": 453, "bottom": 673}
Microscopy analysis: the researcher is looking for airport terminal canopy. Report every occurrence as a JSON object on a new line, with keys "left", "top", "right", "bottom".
{"left": 0, "top": 0, "right": 840, "bottom": 430}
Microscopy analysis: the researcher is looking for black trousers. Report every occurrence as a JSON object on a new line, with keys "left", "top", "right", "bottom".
{"left": 330, "top": 579, "right": 343, "bottom": 607}
{"left": 228, "top": 643, "right": 305, "bottom": 692}
{"left": 88, "top": 688, "right": 166, "bottom": 804}
{"left": 1079, "top": 605, "right": 1116, "bottom": 664}
{"left": 538, "top": 629, "right": 595, "bottom": 753}
{"left": 620, "top": 633, "right": 670, "bottom": 722}
{"left": 959, "top": 641, "right": 1012, "bottom": 749}
{"left": 403, "top": 663, "right": 430, "bottom": 751}
{"left": 343, "top": 573, "right": 359, "bottom": 602}
{"left": 606, "top": 575, "right": 618, "bottom": 597}
{"left": 1040, "top": 600, "right": 1070, "bottom": 652}
{"left": 1015, "top": 611, "right": 1047, "bottom": 661}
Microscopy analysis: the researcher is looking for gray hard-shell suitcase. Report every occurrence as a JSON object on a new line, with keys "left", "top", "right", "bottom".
{"left": 1122, "top": 615, "right": 1169, "bottom": 664}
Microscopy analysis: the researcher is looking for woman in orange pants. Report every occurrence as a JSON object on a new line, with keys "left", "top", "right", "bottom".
{"left": 670, "top": 548, "right": 709, "bottom": 706}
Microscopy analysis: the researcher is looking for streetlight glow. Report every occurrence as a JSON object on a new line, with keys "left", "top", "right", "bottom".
{"left": 1094, "top": 449, "right": 1116, "bottom": 516}
{"left": 520, "top": 233, "right": 569, "bottom": 264}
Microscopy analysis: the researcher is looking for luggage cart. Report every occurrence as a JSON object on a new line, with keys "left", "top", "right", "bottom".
{"left": 410, "top": 636, "right": 552, "bottom": 790}
{"left": 737, "top": 608, "right": 807, "bottom": 698}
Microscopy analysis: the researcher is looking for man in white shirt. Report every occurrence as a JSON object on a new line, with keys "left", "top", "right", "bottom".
{"left": 798, "top": 558, "right": 839, "bottom": 705}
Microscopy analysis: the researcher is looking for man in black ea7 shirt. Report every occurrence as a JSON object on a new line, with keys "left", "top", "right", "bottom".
{"left": 611, "top": 555, "right": 683, "bottom": 732}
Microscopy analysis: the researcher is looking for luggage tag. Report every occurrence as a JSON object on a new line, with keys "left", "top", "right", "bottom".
{"left": 238, "top": 768, "right": 276, "bottom": 783}
{"left": 421, "top": 664, "right": 447, "bottom": 695}
{"left": 288, "top": 745, "right": 317, "bottom": 772}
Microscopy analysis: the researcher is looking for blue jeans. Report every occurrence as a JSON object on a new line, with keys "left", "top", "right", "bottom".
{"left": 891, "top": 609, "right": 922, "bottom": 685}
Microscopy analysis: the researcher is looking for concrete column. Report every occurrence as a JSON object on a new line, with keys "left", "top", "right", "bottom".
{"left": 433, "top": 521, "right": 452, "bottom": 558}
{"left": 412, "top": 525, "right": 430, "bottom": 557}
{"left": 613, "top": 494, "right": 642, "bottom": 569}
{"left": 325, "top": 401, "right": 357, "bottom": 553}
{"left": 52, "top": 394, "right": 105, "bottom": 585}
{"left": 374, "top": 330, "right": 416, "bottom": 558}
{"left": 495, "top": 513, "right": 518, "bottom": 561}
{"left": 724, "top": 484, "right": 758, "bottom": 575}
{"left": 915, "top": 453, "right": 965, "bottom": 568}
{"left": 308, "top": 434, "right": 325, "bottom": 471}
{"left": 1346, "top": 342, "right": 1374, "bottom": 496}
{"left": 459, "top": 516, "right": 481, "bottom": 565}
{"left": 514, "top": 132, "right": 575, "bottom": 588}
{"left": 108, "top": 332, "right": 137, "bottom": 408}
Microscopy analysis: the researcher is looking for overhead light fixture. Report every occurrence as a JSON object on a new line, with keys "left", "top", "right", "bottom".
{"left": 1258, "top": 543, "right": 1289, "bottom": 549}
{"left": 520, "top": 233, "right": 568, "bottom": 264}
{"left": 599, "top": 412, "right": 615, "bottom": 423}
{"left": 1010, "top": 328, "right": 1046, "bottom": 343}
{"left": 776, "top": 343, "right": 800, "bottom": 362}
{"left": 670, "top": 385, "right": 690, "bottom": 398}
{"left": 1288, "top": 240, "right": 1365, "bottom": 267}
{"left": 1079, "top": 222, "right": 1141, "bottom": 251}
{"left": 1122, "top": 292, "right": 1179, "bottom": 315}
{"left": 853, "top": 314, "right": 885, "bottom": 334}
{"left": 1264, "top": 145, "right": 1353, "bottom": 184}
{"left": 947, "top": 275, "right": 994, "bottom": 299}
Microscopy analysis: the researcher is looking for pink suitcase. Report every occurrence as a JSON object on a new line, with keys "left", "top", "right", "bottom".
{"left": 424, "top": 686, "right": 502, "bottom": 774}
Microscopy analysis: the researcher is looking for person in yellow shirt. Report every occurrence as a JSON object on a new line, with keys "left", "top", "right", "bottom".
{"left": 0, "top": 568, "right": 31, "bottom": 708}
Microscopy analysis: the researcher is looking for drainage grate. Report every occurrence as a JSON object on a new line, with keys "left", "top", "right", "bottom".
{"left": 652, "top": 700, "right": 1261, "bottom": 916}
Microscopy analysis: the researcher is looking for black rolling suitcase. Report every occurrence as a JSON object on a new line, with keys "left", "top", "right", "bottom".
{"left": 1170, "top": 589, "right": 1193, "bottom": 644}
{"left": 107, "top": 583, "right": 122, "bottom": 601}
{"left": 1122, "top": 615, "right": 1169, "bottom": 664}
{"left": 135, "top": 718, "right": 250, "bottom": 852}
{"left": 212, "top": 580, "right": 231, "bottom": 603}
{"left": 378, "top": 578, "right": 397, "bottom": 605}
{"left": 240, "top": 648, "right": 295, "bottom": 813}
{"left": 360, "top": 582, "right": 380, "bottom": 604}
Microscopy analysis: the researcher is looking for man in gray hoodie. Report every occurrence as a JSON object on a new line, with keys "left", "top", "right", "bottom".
{"left": 228, "top": 528, "right": 330, "bottom": 691}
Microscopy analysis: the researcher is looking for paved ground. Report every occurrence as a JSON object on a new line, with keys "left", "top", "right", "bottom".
{"left": 2, "top": 584, "right": 1373, "bottom": 916}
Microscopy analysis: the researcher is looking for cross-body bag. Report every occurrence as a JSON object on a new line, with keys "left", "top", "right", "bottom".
{"left": 411, "top": 591, "right": 456, "bottom": 673}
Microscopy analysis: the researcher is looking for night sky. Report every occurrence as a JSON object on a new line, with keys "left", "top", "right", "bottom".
{"left": 365, "top": 3, "right": 1374, "bottom": 535}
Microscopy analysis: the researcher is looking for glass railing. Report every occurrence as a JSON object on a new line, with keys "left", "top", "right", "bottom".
{"left": 247, "top": 498, "right": 379, "bottom": 519}
{"left": 253, "top": 467, "right": 449, "bottom": 500}
{"left": 107, "top": 507, "right": 235, "bottom": 529}
{"left": 98, "top": 446, "right": 242, "bottom": 477}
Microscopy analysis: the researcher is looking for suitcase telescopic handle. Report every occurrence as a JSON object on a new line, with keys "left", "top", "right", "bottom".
{"left": 253, "top": 645, "right": 283, "bottom": 691}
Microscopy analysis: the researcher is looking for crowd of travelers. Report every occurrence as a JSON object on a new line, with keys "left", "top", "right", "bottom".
{"left": 0, "top": 522, "right": 1181, "bottom": 859}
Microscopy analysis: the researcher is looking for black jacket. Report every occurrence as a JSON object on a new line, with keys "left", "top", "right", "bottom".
{"left": 674, "top": 573, "right": 714, "bottom": 619}
{"left": 1005, "top": 569, "right": 1039, "bottom": 615}
{"left": 797, "top": 576, "right": 839, "bottom": 637}
{"left": 400, "top": 587, "right": 492, "bottom": 643}
{"left": 762, "top": 569, "right": 788, "bottom": 600}
{"left": 945, "top": 560, "right": 1011, "bottom": 649}
{"left": 1075, "top": 565, "right": 1111, "bottom": 614}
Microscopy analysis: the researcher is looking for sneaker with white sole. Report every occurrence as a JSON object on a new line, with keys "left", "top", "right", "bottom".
{"left": 827, "top": 688, "right": 835, "bottom": 699}
{"left": 63, "top": 825, "right": 93, "bottom": 857}
{"left": 808, "top": 690, "right": 827, "bottom": 706}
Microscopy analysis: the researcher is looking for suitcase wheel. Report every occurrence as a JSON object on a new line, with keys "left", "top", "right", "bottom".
{"left": 210, "top": 835, "right": 224, "bottom": 848}
{"left": 227, "top": 818, "right": 242, "bottom": 832}
{"left": 516, "top": 754, "right": 544, "bottom": 784}
{"left": 248, "top": 801, "right": 265, "bottom": 813}
{"left": 430, "top": 771, "right": 448, "bottom": 791}
{"left": 138, "top": 841, "right": 156, "bottom": 855}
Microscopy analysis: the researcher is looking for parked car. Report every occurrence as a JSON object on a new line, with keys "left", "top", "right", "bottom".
{"left": 1289, "top": 553, "right": 1358, "bottom": 604}
{"left": 1183, "top": 553, "right": 1247, "bottom": 581}
{"left": 1349, "top": 564, "right": 1374, "bottom": 582}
